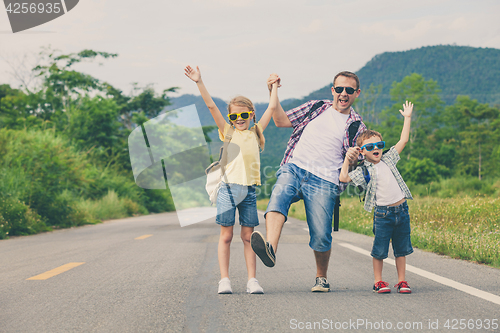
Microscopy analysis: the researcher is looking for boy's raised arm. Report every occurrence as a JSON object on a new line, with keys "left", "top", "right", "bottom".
{"left": 395, "top": 101, "right": 413, "bottom": 154}
{"left": 184, "top": 66, "right": 226, "bottom": 133}
{"left": 259, "top": 79, "right": 279, "bottom": 131}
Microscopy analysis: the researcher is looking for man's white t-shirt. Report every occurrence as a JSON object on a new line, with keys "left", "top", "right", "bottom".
{"left": 289, "top": 106, "right": 349, "bottom": 185}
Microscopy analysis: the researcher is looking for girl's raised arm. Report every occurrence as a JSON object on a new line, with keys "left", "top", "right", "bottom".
{"left": 184, "top": 66, "right": 226, "bottom": 133}
{"left": 258, "top": 78, "right": 279, "bottom": 131}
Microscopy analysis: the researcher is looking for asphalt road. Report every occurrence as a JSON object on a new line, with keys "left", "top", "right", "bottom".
{"left": 1, "top": 208, "right": 499, "bottom": 333}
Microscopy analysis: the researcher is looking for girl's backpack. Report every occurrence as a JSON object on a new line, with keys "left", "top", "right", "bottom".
{"left": 205, "top": 127, "right": 235, "bottom": 204}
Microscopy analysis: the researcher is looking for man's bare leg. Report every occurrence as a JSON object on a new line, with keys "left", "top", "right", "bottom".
{"left": 265, "top": 211, "right": 286, "bottom": 253}
{"left": 314, "top": 249, "right": 331, "bottom": 278}
{"left": 311, "top": 249, "right": 331, "bottom": 292}
{"left": 251, "top": 211, "right": 285, "bottom": 267}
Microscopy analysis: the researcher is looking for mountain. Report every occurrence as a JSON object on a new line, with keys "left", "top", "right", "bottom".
{"left": 164, "top": 45, "right": 500, "bottom": 190}
{"left": 165, "top": 94, "right": 296, "bottom": 126}
{"left": 283, "top": 45, "right": 500, "bottom": 111}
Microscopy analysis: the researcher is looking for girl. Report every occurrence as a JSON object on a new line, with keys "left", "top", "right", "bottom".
{"left": 184, "top": 65, "right": 279, "bottom": 294}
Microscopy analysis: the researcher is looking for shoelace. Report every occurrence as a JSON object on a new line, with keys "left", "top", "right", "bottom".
{"left": 375, "top": 281, "right": 389, "bottom": 289}
{"left": 317, "top": 277, "right": 327, "bottom": 285}
{"left": 395, "top": 281, "right": 409, "bottom": 289}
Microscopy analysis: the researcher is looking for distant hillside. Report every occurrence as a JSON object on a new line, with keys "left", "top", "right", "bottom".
{"left": 284, "top": 45, "right": 500, "bottom": 111}
{"left": 166, "top": 94, "right": 296, "bottom": 126}
{"left": 164, "top": 45, "right": 500, "bottom": 185}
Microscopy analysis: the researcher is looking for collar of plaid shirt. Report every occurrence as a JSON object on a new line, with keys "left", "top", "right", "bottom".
{"left": 280, "top": 100, "right": 366, "bottom": 191}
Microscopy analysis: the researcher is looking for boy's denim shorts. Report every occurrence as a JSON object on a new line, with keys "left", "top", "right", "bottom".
{"left": 216, "top": 182, "right": 259, "bottom": 227}
{"left": 265, "top": 163, "right": 340, "bottom": 252}
{"left": 371, "top": 201, "right": 413, "bottom": 260}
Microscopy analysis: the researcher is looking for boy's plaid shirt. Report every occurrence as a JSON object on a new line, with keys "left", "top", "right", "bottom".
{"left": 280, "top": 100, "right": 366, "bottom": 182}
{"left": 348, "top": 146, "right": 413, "bottom": 212}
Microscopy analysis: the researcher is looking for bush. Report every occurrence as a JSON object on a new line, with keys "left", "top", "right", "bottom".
{"left": 409, "top": 176, "right": 497, "bottom": 198}
{"left": 0, "top": 195, "right": 49, "bottom": 238}
{"left": 0, "top": 129, "right": 89, "bottom": 226}
{"left": 399, "top": 157, "right": 440, "bottom": 184}
{"left": 143, "top": 189, "right": 176, "bottom": 213}
{"left": 74, "top": 190, "right": 147, "bottom": 221}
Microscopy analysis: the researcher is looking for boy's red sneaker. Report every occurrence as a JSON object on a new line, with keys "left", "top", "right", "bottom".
{"left": 395, "top": 281, "right": 412, "bottom": 294}
{"left": 373, "top": 281, "right": 391, "bottom": 293}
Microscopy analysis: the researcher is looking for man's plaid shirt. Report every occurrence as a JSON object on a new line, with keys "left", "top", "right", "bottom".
{"left": 348, "top": 146, "right": 413, "bottom": 212}
{"left": 281, "top": 100, "right": 366, "bottom": 188}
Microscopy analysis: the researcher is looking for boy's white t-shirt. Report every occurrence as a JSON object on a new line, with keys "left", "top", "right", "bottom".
{"left": 289, "top": 106, "right": 349, "bottom": 185}
{"left": 375, "top": 161, "right": 405, "bottom": 206}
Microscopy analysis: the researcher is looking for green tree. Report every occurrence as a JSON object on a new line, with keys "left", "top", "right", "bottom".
{"left": 378, "top": 73, "right": 444, "bottom": 161}
{"left": 354, "top": 83, "right": 383, "bottom": 124}
{"left": 441, "top": 96, "right": 500, "bottom": 179}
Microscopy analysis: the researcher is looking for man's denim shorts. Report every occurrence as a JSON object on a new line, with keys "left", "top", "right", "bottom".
{"left": 371, "top": 201, "right": 413, "bottom": 260}
{"left": 265, "top": 163, "right": 340, "bottom": 252}
{"left": 216, "top": 182, "right": 259, "bottom": 227}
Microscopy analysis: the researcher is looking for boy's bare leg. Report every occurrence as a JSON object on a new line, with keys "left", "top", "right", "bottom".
{"left": 395, "top": 256, "right": 406, "bottom": 282}
{"left": 241, "top": 226, "right": 256, "bottom": 279}
{"left": 265, "top": 211, "right": 286, "bottom": 252}
{"left": 373, "top": 257, "right": 384, "bottom": 283}
{"left": 314, "top": 249, "right": 331, "bottom": 278}
{"left": 218, "top": 226, "right": 233, "bottom": 279}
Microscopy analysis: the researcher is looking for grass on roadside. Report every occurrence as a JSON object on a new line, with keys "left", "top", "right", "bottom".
{"left": 258, "top": 196, "right": 500, "bottom": 268}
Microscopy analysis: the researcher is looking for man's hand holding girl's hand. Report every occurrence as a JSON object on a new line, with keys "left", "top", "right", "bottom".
{"left": 267, "top": 73, "right": 281, "bottom": 91}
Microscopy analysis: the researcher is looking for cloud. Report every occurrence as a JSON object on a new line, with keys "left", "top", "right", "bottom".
{"left": 301, "top": 19, "right": 322, "bottom": 34}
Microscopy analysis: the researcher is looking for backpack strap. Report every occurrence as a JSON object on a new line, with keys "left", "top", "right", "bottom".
{"left": 348, "top": 120, "right": 361, "bottom": 147}
{"left": 306, "top": 101, "right": 325, "bottom": 120}
{"left": 219, "top": 126, "right": 235, "bottom": 183}
{"left": 334, "top": 120, "right": 362, "bottom": 231}
{"left": 333, "top": 196, "right": 341, "bottom": 232}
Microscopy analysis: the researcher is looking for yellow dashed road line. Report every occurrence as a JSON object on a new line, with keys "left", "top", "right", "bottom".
{"left": 135, "top": 234, "right": 153, "bottom": 240}
{"left": 27, "top": 262, "right": 85, "bottom": 280}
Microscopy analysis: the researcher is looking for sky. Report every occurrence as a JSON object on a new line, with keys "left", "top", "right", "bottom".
{"left": 1, "top": 0, "right": 500, "bottom": 103}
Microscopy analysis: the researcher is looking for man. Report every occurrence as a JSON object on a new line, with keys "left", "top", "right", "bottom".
{"left": 251, "top": 71, "right": 366, "bottom": 292}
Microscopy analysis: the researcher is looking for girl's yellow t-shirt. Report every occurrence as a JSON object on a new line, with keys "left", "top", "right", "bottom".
{"left": 218, "top": 122, "right": 263, "bottom": 186}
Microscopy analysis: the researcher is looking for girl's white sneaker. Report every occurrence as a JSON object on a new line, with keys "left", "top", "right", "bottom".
{"left": 247, "top": 278, "right": 264, "bottom": 294}
{"left": 218, "top": 278, "right": 232, "bottom": 294}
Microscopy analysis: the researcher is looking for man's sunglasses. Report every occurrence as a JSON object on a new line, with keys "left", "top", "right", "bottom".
{"left": 228, "top": 112, "right": 253, "bottom": 121}
{"left": 360, "top": 141, "right": 385, "bottom": 151}
{"left": 334, "top": 86, "right": 357, "bottom": 95}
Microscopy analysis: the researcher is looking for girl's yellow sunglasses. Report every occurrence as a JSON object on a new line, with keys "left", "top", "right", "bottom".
{"left": 227, "top": 111, "right": 253, "bottom": 121}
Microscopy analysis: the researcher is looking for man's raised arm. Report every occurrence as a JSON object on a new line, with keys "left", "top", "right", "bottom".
{"left": 267, "top": 74, "right": 292, "bottom": 128}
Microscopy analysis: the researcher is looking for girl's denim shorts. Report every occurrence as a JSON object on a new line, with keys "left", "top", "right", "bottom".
{"left": 216, "top": 182, "right": 259, "bottom": 227}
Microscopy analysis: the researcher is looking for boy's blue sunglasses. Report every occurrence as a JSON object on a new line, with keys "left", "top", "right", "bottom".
{"left": 360, "top": 141, "right": 385, "bottom": 151}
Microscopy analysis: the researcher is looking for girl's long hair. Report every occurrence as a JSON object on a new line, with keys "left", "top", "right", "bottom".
{"left": 227, "top": 96, "right": 265, "bottom": 150}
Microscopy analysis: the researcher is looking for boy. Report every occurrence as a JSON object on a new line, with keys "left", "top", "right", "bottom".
{"left": 339, "top": 101, "right": 414, "bottom": 294}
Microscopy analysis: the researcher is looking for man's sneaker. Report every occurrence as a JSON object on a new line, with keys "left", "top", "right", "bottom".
{"left": 373, "top": 281, "right": 391, "bottom": 293}
{"left": 218, "top": 278, "right": 232, "bottom": 294}
{"left": 251, "top": 231, "right": 276, "bottom": 267}
{"left": 247, "top": 278, "right": 264, "bottom": 294}
{"left": 395, "top": 281, "right": 411, "bottom": 294}
{"left": 311, "top": 277, "right": 330, "bottom": 292}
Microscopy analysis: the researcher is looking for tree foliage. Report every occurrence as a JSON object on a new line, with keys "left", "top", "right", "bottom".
{"left": 0, "top": 48, "right": 179, "bottom": 237}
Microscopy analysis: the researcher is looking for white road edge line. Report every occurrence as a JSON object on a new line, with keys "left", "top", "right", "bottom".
{"left": 338, "top": 242, "right": 500, "bottom": 306}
